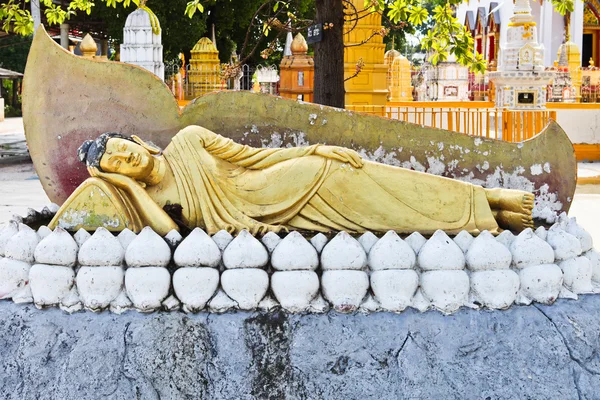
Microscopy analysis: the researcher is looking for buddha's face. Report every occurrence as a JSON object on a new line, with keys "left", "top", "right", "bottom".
{"left": 100, "top": 138, "right": 154, "bottom": 179}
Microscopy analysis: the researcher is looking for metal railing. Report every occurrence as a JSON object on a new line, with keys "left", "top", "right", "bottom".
{"left": 345, "top": 102, "right": 557, "bottom": 142}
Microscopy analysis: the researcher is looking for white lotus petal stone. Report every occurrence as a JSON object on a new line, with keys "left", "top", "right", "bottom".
{"left": 173, "top": 267, "right": 219, "bottom": 312}
{"left": 271, "top": 271, "right": 319, "bottom": 312}
{"left": 510, "top": 228, "right": 554, "bottom": 268}
{"left": 212, "top": 230, "right": 234, "bottom": 252}
{"left": 370, "top": 269, "right": 419, "bottom": 312}
{"left": 221, "top": 268, "right": 269, "bottom": 310}
{"left": 518, "top": 264, "right": 563, "bottom": 304}
{"left": 208, "top": 289, "right": 237, "bottom": 313}
{"left": 222, "top": 230, "right": 268, "bottom": 269}
{"left": 466, "top": 231, "right": 512, "bottom": 271}
{"left": 559, "top": 257, "right": 593, "bottom": 294}
{"left": 470, "top": 270, "right": 519, "bottom": 309}
{"left": 117, "top": 229, "right": 137, "bottom": 251}
{"left": 164, "top": 229, "right": 183, "bottom": 249}
{"left": 162, "top": 295, "right": 181, "bottom": 312}
{"left": 271, "top": 231, "right": 319, "bottom": 271}
{"left": 309, "top": 294, "right": 330, "bottom": 313}
{"left": 310, "top": 233, "right": 328, "bottom": 253}
{"left": 567, "top": 218, "right": 593, "bottom": 253}
{"left": 358, "top": 231, "right": 379, "bottom": 254}
{"left": 37, "top": 226, "right": 52, "bottom": 240}
{"left": 418, "top": 230, "right": 465, "bottom": 271}
{"left": 0, "top": 221, "right": 18, "bottom": 256}
{"left": 405, "top": 232, "right": 427, "bottom": 254}
{"left": 60, "top": 287, "right": 83, "bottom": 314}
{"left": 515, "top": 293, "right": 533, "bottom": 306}
{"left": 74, "top": 229, "right": 91, "bottom": 247}
{"left": 496, "top": 230, "right": 516, "bottom": 248}
{"left": 77, "top": 266, "right": 124, "bottom": 310}
{"left": 110, "top": 291, "right": 133, "bottom": 314}
{"left": 174, "top": 228, "right": 221, "bottom": 268}
{"left": 321, "top": 270, "right": 369, "bottom": 313}
{"left": 0, "top": 258, "right": 30, "bottom": 299}
{"left": 125, "top": 227, "right": 171, "bottom": 267}
{"left": 410, "top": 288, "right": 430, "bottom": 312}
{"left": 34, "top": 227, "right": 79, "bottom": 267}
{"left": 12, "top": 285, "right": 33, "bottom": 304}
{"left": 46, "top": 203, "right": 60, "bottom": 213}
{"left": 584, "top": 250, "right": 600, "bottom": 283}
{"left": 78, "top": 227, "right": 124, "bottom": 266}
{"left": 368, "top": 231, "right": 416, "bottom": 271}
{"left": 359, "top": 295, "right": 381, "bottom": 313}
{"left": 453, "top": 231, "right": 474, "bottom": 253}
{"left": 535, "top": 226, "right": 547, "bottom": 241}
{"left": 4, "top": 224, "right": 39, "bottom": 263}
{"left": 29, "top": 264, "right": 75, "bottom": 307}
{"left": 546, "top": 226, "right": 582, "bottom": 261}
{"left": 559, "top": 286, "right": 578, "bottom": 300}
{"left": 556, "top": 212, "right": 569, "bottom": 230}
{"left": 321, "top": 231, "right": 367, "bottom": 271}
{"left": 420, "top": 270, "right": 469, "bottom": 314}
{"left": 258, "top": 295, "right": 279, "bottom": 312}
{"left": 125, "top": 267, "right": 171, "bottom": 312}
{"left": 261, "top": 232, "right": 281, "bottom": 254}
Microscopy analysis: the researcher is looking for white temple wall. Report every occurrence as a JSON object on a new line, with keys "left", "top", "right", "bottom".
{"left": 553, "top": 108, "right": 600, "bottom": 144}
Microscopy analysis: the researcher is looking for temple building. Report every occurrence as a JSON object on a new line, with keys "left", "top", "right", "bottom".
{"left": 280, "top": 33, "right": 314, "bottom": 102}
{"left": 343, "top": 0, "right": 388, "bottom": 106}
{"left": 458, "top": 0, "right": 586, "bottom": 68}
{"left": 488, "top": 0, "right": 554, "bottom": 109}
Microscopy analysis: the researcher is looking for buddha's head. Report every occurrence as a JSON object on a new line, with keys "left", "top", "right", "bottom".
{"left": 78, "top": 133, "right": 162, "bottom": 182}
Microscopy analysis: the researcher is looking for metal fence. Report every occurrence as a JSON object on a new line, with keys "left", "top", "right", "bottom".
{"left": 165, "top": 62, "right": 279, "bottom": 100}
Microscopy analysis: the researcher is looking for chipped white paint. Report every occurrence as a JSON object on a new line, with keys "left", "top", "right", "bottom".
{"left": 125, "top": 267, "right": 170, "bottom": 312}
{"left": 76, "top": 266, "right": 124, "bottom": 310}
{"left": 370, "top": 269, "right": 418, "bottom": 312}
{"left": 174, "top": 228, "right": 221, "bottom": 268}
{"left": 173, "top": 267, "right": 219, "bottom": 312}
{"left": 29, "top": 264, "right": 75, "bottom": 307}
{"left": 418, "top": 230, "right": 465, "bottom": 271}
{"left": 271, "top": 231, "right": 319, "bottom": 271}
{"left": 368, "top": 231, "right": 416, "bottom": 270}
{"left": 421, "top": 270, "right": 469, "bottom": 314}
{"left": 221, "top": 268, "right": 269, "bottom": 310}
{"left": 34, "top": 227, "right": 78, "bottom": 267}
{"left": 125, "top": 227, "right": 171, "bottom": 267}
{"left": 530, "top": 164, "right": 543, "bottom": 175}
{"left": 271, "top": 271, "right": 319, "bottom": 312}
{"left": 321, "top": 270, "right": 369, "bottom": 313}
{"left": 321, "top": 231, "right": 367, "bottom": 270}
{"left": 222, "top": 230, "right": 268, "bottom": 269}
{"left": 78, "top": 227, "right": 123, "bottom": 267}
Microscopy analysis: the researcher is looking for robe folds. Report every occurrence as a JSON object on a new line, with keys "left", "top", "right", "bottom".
{"left": 163, "top": 126, "right": 498, "bottom": 235}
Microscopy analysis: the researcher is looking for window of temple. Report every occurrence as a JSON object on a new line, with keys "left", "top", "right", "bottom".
{"left": 583, "top": 1, "right": 600, "bottom": 67}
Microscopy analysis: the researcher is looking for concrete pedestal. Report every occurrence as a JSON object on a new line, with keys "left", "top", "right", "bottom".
{"left": 1, "top": 296, "right": 600, "bottom": 399}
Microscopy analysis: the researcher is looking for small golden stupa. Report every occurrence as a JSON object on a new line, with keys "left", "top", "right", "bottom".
{"left": 389, "top": 55, "right": 413, "bottom": 102}
{"left": 188, "top": 37, "right": 221, "bottom": 99}
{"left": 80, "top": 34, "right": 98, "bottom": 58}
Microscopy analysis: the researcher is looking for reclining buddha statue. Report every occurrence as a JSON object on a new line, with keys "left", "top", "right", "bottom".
{"left": 49, "top": 125, "right": 535, "bottom": 236}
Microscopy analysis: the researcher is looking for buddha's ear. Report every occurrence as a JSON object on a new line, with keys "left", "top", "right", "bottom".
{"left": 131, "top": 135, "right": 161, "bottom": 155}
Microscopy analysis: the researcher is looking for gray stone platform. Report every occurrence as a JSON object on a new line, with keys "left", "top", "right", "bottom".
{"left": 1, "top": 297, "right": 599, "bottom": 399}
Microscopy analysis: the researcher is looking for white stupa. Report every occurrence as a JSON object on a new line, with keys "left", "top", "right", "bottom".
{"left": 120, "top": 7, "right": 165, "bottom": 81}
{"left": 489, "top": 0, "right": 554, "bottom": 109}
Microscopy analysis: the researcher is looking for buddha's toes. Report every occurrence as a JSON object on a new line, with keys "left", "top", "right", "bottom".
{"left": 495, "top": 210, "right": 535, "bottom": 232}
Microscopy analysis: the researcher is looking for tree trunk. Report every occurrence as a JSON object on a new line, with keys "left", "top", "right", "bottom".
{"left": 313, "top": 0, "right": 345, "bottom": 108}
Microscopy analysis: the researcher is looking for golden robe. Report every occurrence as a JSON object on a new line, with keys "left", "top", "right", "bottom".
{"left": 163, "top": 126, "right": 498, "bottom": 235}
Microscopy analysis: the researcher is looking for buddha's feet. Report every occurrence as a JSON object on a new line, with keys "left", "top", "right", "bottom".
{"left": 494, "top": 210, "right": 535, "bottom": 232}
{"left": 486, "top": 188, "right": 535, "bottom": 215}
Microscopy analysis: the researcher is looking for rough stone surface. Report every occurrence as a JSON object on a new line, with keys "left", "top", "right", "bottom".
{"left": 1, "top": 296, "right": 600, "bottom": 399}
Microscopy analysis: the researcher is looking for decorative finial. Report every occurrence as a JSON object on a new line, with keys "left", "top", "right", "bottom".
{"left": 291, "top": 33, "right": 308, "bottom": 55}
{"left": 80, "top": 34, "right": 97, "bottom": 58}
{"left": 590, "top": 57, "right": 595, "bottom": 67}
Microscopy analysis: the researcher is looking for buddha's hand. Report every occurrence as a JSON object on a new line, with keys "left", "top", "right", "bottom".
{"left": 314, "top": 146, "right": 364, "bottom": 168}
{"left": 87, "top": 166, "right": 140, "bottom": 190}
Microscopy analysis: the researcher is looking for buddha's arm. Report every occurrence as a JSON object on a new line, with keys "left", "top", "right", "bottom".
{"left": 88, "top": 168, "right": 178, "bottom": 235}
{"left": 180, "top": 125, "right": 363, "bottom": 169}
